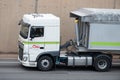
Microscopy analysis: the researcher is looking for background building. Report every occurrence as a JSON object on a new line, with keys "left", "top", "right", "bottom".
{"left": 0, "top": 0, "right": 120, "bottom": 52}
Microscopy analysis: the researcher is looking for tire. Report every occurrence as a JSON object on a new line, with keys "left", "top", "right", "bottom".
{"left": 37, "top": 56, "right": 54, "bottom": 71}
{"left": 94, "top": 55, "right": 112, "bottom": 72}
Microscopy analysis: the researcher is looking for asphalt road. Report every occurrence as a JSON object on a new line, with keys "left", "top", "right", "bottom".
{"left": 0, "top": 59, "right": 120, "bottom": 80}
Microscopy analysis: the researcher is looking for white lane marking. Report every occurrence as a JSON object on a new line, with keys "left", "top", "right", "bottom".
{"left": 112, "top": 63, "right": 120, "bottom": 65}
{"left": 0, "top": 62, "right": 19, "bottom": 64}
{"left": 0, "top": 58, "right": 18, "bottom": 64}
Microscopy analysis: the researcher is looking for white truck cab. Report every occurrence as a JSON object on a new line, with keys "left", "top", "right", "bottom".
{"left": 18, "top": 14, "right": 60, "bottom": 69}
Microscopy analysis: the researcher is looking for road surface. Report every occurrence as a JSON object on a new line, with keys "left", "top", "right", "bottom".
{"left": 0, "top": 59, "right": 120, "bottom": 80}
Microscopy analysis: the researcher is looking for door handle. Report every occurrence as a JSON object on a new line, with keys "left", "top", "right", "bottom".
{"left": 40, "top": 47, "right": 44, "bottom": 49}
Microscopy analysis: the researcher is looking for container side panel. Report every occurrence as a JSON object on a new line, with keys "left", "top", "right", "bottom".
{"left": 88, "top": 23, "right": 120, "bottom": 51}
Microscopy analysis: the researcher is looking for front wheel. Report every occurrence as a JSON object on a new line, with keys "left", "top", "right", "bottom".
{"left": 37, "top": 56, "right": 54, "bottom": 71}
{"left": 94, "top": 55, "right": 112, "bottom": 72}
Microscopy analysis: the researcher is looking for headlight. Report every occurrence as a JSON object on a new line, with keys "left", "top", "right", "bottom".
{"left": 23, "top": 57, "right": 28, "bottom": 61}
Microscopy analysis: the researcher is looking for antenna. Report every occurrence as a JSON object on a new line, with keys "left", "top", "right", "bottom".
{"left": 35, "top": 0, "right": 38, "bottom": 13}
{"left": 113, "top": 0, "right": 116, "bottom": 9}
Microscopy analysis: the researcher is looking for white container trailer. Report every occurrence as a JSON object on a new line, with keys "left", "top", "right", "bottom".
{"left": 70, "top": 8, "right": 120, "bottom": 52}
{"left": 18, "top": 8, "right": 120, "bottom": 72}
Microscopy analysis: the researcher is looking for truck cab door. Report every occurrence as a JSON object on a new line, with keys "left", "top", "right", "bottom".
{"left": 28, "top": 27, "right": 45, "bottom": 61}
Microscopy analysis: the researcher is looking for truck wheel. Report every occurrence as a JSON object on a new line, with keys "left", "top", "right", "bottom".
{"left": 37, "top": 56, "right": 53, "bottom": 71}
{"left": 94, "top": 55, "right": 111, "bottom": 72}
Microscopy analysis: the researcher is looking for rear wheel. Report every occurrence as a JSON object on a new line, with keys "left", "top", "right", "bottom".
{"left": 37, "top": 56, "right": 53, "bottom": 71}
{"left": 94, "top": 55, "right": 112, "bottom": 72}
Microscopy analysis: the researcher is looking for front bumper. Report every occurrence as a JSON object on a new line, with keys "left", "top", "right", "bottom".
{"left": 18, "top": 57, "right": 37, "bottom": 67}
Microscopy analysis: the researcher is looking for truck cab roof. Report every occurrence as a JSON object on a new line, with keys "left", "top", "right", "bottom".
{"left": 22, "top": 14, "right": 60, "bottom": 26}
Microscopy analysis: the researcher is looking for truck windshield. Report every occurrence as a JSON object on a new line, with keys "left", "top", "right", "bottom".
{"left": 20, "top": 24, "right": 29, "bottom": 39}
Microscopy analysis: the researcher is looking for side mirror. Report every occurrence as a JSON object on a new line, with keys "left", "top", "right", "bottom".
{"left": 30, "top": 27, "right": 35, "bottom": 40}
{"left": 30, "top": 34, "right": 35, "bottom": 39}
{"left": 18, "top": 19, "right": 23, "bottom": 25}
{"left": 30, "top": 34, "right": 35, "bottom": 41}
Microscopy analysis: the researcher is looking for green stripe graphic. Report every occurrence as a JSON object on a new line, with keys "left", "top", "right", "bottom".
{"left": 23, "top": 41, "right": 59, "bottom": 44}
{"left": 91, "top": 42, "right": 120, "bottom": 46}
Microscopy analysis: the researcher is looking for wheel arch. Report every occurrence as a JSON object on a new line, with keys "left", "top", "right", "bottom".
{"left": 93, "top": 53, "right": 112, "bottom": 61}
{"left": 36, "top": 51, "right": 59, "bottom": 63}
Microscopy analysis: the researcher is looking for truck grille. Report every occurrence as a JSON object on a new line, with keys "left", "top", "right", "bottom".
{"left": 19, "top": 47, "right": 23, "bottom": 60}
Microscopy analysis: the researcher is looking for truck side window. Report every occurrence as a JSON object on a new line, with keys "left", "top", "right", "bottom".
{"left": 31, "top": 27, "right": 44, "bottom": 38}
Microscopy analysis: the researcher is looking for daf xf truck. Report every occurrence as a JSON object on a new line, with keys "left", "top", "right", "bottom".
{"left": 18, "top": 8, "right": 120, "bottom": 72}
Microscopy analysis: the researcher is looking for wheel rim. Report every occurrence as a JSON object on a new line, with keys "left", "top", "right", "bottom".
{"left": 41, "top": 59, "right": 50, "bottom": 68}
{"left": 97, "top": 60, "right": 107, "bottom": 69}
